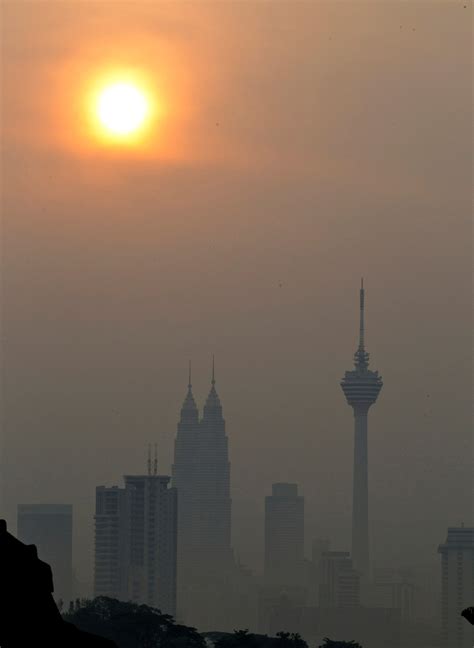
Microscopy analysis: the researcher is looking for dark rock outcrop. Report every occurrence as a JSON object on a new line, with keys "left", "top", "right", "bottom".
{"left": 0, "top": 519, "right": 117, "bottom": 647}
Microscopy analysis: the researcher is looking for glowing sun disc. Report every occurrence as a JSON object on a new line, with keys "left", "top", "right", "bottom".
{"left": 97, "top": 83, "right": 148, "bottom": 135}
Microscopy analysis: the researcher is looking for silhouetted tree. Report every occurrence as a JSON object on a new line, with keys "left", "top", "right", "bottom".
{"left": 275, "top": 631, "right": 308, "bottom": 647}
{"left": 63, "top": 596, "right": 205, "bottom": 648}
{"left": 318, "top": 639, "right": 363, "bottom": 648}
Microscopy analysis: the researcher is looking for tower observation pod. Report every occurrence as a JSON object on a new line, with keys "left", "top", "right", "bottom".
{"left": 340, "top": 279, "right": 383, "bottom": 580}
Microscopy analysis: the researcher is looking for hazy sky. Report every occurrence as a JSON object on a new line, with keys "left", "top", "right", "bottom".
{"left": 1, "top": 1, "right": 472, "bottom": 586}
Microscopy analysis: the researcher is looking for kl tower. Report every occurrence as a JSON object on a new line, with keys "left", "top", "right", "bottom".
{"left": 341, "top": 279, "right": 383, "bottom": 580}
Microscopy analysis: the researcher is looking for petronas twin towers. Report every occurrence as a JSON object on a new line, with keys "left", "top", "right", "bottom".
{"left": 172, "top": 360, "right": 233, "bottom": 625}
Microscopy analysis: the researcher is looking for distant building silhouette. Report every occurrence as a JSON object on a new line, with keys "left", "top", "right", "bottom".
{"left": 258, "top": 584, "right": 307, "bottom": 635}
{"left": 438, "top": 525, "right": 474, "bottom": 648}
{"left": 340, "top": 280, "right": 382, "bottom": 580}
{"left": 94, "top": 463, "right": 177, "bottom": 617}
{"left": 370, "top": 567, "right": 415, "bottom": 624}
{"left": 17, "top": 503, "right": 73, "bottom": 605}
{"left": 306, "top": 538, "right": 331, "bottom": 606}
{"left": 264, "top": 483, "right": 305, "bottom": 587}
{"left": 318, "top": 551, "right": 360, "bottom": 609}
{"left": 172, "top": 360, "right": 235, "bottom": 628}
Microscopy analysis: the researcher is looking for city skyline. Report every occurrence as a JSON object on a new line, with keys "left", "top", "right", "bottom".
{"left": 7, "top": 280, "right": 473, "bottom": 643}
{"left": 2, "top": 276, "right": 471, "bottom": 583}
{"left": 1, "top": 2, "right": 471, "bottom": 645}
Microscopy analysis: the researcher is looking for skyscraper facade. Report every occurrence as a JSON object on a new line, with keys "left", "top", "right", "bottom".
{"left": 340, "top": 280, "right": 382, "bottom": 579}
{"left": 124, "top": 473, "right": 177, "bottom": 615}
{"left": 172, "top": 361, "right": 234, "bottom": 627}
{"left": 17, "top": 503, "right": 73, "bottom": 604}
{"left": 93, "top": 469, "right": 177, "bottom": 617}
{"left": 438, "top": 526, "right": 474, "bottom": 648}
{"left": 94, "top": 486, "right": 128, "bottom": 600}
{"left": 264, "top": 483, "right": 305, "bottom": 587}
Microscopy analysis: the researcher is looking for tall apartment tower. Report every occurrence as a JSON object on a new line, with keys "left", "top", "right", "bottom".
{"left": 124, "top": 473, "right": 177, "bottom": 615}
{"left": 340, "top": 280, "right": 382, "bottom": 579}
{"left": 438, "top": 526, "right": 474, "bottom": 648}
{"left": 264, "top": 483, "right": 304, "bottom": 587}
{"left": 94, "top": 465, "right": 177, "bottom": 617}
{"left": 94, "top": 486, "right": 128, "bottom": 600}
{"left": 17, "top": 504, "right": 73, "bottom": 604}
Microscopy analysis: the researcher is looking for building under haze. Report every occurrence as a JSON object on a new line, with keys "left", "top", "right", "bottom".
{"left": 17, "top": 503, "right": 73, "bottom": 604}
{"left": 264, "top": 483, "right": 305, "bottom": 587}
{"left": 172, "top": 361, "right": 234, "bottom": 628}
{"left": 438, "top": 526, "right": 474, "bottom": 648}
{"left": 318, "top": 551, "right": 360, "bottom": 609}
{"left": 340, "top": 280, "right": 382, "bottom": 580}
{"left": 94, "top": 464, "right": 177, "bottom": 617}
{"left": 94, "top": 485, "right": 128, "bottom": 600}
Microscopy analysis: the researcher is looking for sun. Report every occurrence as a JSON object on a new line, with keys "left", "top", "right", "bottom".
{"left": 97, "top": 82, "right": 149, "bottom": 136}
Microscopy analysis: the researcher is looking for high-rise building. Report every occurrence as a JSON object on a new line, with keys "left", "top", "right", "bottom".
{"left": 17, "top": 503, "right": 73, "bottom": 604}
{"left": 438, "top": 526, "right": 474, "bottom": 648}
{"left": 94, "top": 486, "right": 128, "bottom": 600}
{"left": 93, "top": 465, "right": 177, "bottom": 617}
{"left": 124, "top": 473, "right": 177, "bottom": 615}
{"left": 172, "top": 360, "right": 234, "bottom": 627}
{"left": 340, "top": 280, "right": 383, "bottom": 579}
{"left": 264, "top": 483, "right": 305, "bottom": 587}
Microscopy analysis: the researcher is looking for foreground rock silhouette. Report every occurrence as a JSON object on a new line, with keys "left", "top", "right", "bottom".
{"left": 0, "top": 519, "right": 117, "bottom": 647}
{"left": 462, "top": 607, "right": 474, "bottom": 625}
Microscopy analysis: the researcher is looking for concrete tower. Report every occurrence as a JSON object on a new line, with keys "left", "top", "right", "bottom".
{"left": 340, "top": 280, "right": 382, "bottom": 579}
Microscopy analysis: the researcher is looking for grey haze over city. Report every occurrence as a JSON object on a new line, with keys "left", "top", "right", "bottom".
{"left": 1, "top": 1, "right": 472, "bottom": 644}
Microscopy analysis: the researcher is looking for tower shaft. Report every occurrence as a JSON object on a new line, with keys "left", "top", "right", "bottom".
{"left": 352, "top": 405, "right": 369, "bottom": 577}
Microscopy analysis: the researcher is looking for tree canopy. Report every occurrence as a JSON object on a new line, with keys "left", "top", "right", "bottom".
{"left": 213, "top": 629, "right": 308, "bottom": 648}
{"left": 62, "top": 597, "right": 206, "bottom": 648}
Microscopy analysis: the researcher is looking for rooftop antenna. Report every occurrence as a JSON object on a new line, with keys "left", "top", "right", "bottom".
{"left": 153, "top": 443, "right": 158, "bottom": 476}
{"left": 147, "top": 443, "right": 151, "bottom": 476}
{"left": 188, "top": 360, "right": 192, "bottom": 389}
{"left": 211, "top": 354, "right": 215, "bottom": 386}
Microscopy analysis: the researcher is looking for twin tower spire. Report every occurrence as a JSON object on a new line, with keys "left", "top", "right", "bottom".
{"left": 181, "top": 356, "right": 223, "bottom": 422}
